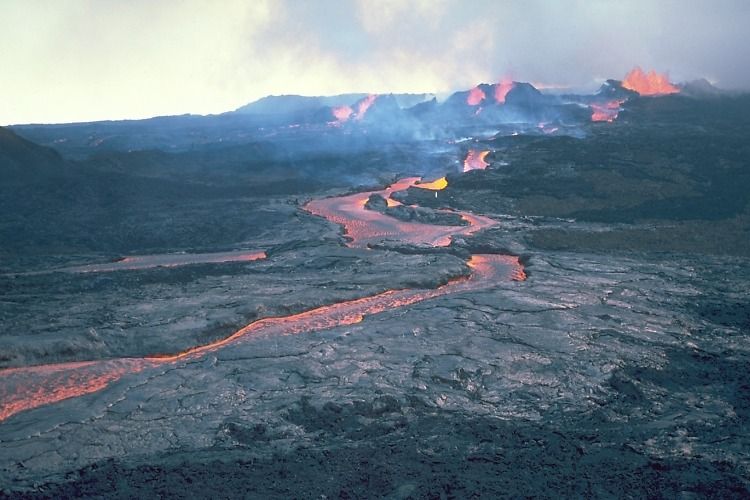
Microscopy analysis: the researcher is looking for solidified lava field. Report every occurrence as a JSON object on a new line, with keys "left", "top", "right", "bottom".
{"left": 1, "top": 84, "right": 750, "bottom": 498}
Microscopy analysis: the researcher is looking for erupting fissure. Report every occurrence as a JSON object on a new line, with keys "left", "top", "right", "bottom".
{"left": 355, "top": 94, "right": 378, "bottom": 120}
{"left": 467, "top": 86, "right": 486, "bottom": 106}
{"left": 332, "top": 106, "right": 353, "bottom": 122}
{"left": 622, "top": 67, "right": 679, "bottom": 96}
{"left": 330, "top": 94, "right": 379, "bottom": 125}
{"left": 494, "top": 79, "right": 514, "bottom": 104}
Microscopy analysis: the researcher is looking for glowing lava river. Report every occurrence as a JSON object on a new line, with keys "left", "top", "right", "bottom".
{"left": 0, "top": 177, "right": 524, "bottom": 422}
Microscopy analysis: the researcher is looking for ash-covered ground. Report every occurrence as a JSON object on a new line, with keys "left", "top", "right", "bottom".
{"left": 1, "top": 88, "right": 749, "bottom": 497}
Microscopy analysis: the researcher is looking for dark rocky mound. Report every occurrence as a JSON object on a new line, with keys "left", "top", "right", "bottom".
{"left": 233, "top": 93, "right": 368, "bottom": 115}
{"left": 365, "top": 194, "right": 467, "bottom": 226}
{"left": 503, "top": 82, "right": 549, "bottom": 107}
{"left": 679, "top": 78, "right": 724, "bottom": 98}
{"left": 595, "top": 79, "right": 639, "bottom": 101}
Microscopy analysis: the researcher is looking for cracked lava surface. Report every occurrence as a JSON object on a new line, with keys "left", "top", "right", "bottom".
{"left": 0, "top": 178, "right": 522, "bottom": 422}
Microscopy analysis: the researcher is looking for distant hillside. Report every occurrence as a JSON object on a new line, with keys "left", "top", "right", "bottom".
{"left": 234, "top": 93, "right": 435, "bottom": 115}
{"left": 0, "top": 126, "right": 64, "bottom": 180}
{"left": 233, "top": 94, "right": 368, "bottom": 115}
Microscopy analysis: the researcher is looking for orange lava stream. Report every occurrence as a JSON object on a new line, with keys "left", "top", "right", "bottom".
{"left": 1, "top": 174, "right": 524, "bottom": 422}
{"left": 355, "top": 94, "right": 378, "bottom": 120}
{"left": 463, "top": 150, "right": 490, "bottom": 172}
{"left": 494, "top": 80, "right": 514, "bottom": 104}
{"left": 65, "top": 251, "right": 266, "bottom": 273}
{"left": 0, "top": 359, "right": 156, "bottom": 421}
{"left": 332, "top": 106, "right": 353, "bottom": 122}
{"left": 145, "top": 254, "right": 523, "bottom": 364}
{"left": 467, "top": 86, "right": 486, "bottom": 106}
{"left": 591, "top": 99, "right": 626, "bottom": 123}
{"left": 415, "top": 177, "right": 448, "bottom": 190}
{"left": 622, "top": 67, "right": 679, "bottom": 96}
{"left": 305, "top": 177, "right": 494, "bottom": 248}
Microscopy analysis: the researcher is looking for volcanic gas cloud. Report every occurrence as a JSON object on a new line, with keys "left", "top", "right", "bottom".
{"left": 622, "top": 67, "right": 679, "bottom": 96}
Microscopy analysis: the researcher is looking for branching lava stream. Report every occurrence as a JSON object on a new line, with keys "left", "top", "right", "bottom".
{"left": 0, "top": 176, "right": 524, "bottom": 422}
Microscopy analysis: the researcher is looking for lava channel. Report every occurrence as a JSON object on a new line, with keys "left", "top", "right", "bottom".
{"left": 305, "top": 177, "right": 495, "bottom": 248}
{"left": 0, "top": 254, "right": 523, "bottom": 422}
{"left": 1, "top": 176, "right": 522, "bottom": 422}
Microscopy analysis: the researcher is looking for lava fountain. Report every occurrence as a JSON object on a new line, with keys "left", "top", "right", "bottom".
{"left": 332, "top": 106, "right": 354, "bottom": 123}
{"left": 622, "top": 67, "right": 679, "bottom": 96}
{"left": 467, "top": 86, "right": 486, "bottom": 106}
{"left": 355, "top": 94, "right": 378, "bottom": 120}
{"left": 494, "top": 79, "right": 514, "bottom": 104}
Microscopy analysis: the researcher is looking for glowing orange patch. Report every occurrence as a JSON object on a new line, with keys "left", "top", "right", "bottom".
{"left": 416, "top": 177, "right": 448, "bottom": 190}
{"left": 463, "top": 150, "right": 490, "bottom": 172}
{"left": 622, "top": 67, "right": 679, "bottom": 96}
{"left": 332, "top": 105, "right": 353, "bottom": 122}
{"left": 467, "top": 86, "right": 486, "bottom": 105}
{"left": 590, "top": 99, "right": 625, "bottom": 122}
{"left": 355, "top": 94, "right": 378, "bottom": 120}
{"left": 494, "top": 79, "right": 514, "bottom": 103}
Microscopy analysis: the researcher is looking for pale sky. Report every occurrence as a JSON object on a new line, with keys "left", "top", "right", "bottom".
{"left": 1, "top": 0, "right": 748, "bottom": 125}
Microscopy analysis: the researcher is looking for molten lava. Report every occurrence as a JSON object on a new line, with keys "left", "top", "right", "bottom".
{"left": 305, "top": 176, "right": 492, "bottom": 249}
{"left": 0, "top": 250, "right": 523, "bottom": 421}
{"left": 590, "top": 99, "right": 625, "bottom": 122}
{"left": 463, "top": 150, "right": 490, "bottom": 172}
{"left": 0, "top": 165, "right": 528, "bottom": 422}
{"left": 332, "top": 105, "right": 353, "bottom": 122}
{"left": 355, "top": 94, "right": 378, "bottom": 120}
{"left": 65, "top": 251, "right": 267, "bottom": 273}
{"left": 467, "top": 86, "right": 486, "bottom": 106}
{"left": 416, "top": 177, "right": 448, "bottom": 190}
{"left": 494, "top": 79, "right": 514, "bottom": 104}
{"left": 468, "top": 254, "right": 526, "bottom": 281}
{"left": 0, "top": 359, "right": 155, "bottom": 422}
{"left": 622, "top": 67, "right": 679, "bottom": 96}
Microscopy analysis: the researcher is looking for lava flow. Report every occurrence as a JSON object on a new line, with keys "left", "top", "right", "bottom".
{"left": 416, "top": 177, "right": 448, "bottom": 190}
{"left": 463, "top": 150, "right": 490, "bottom": 172}
{"left": 0, "top": 359, "right": 156, "bottom": 421}
{"left": 355, "top": 94, "right": 378, "bottom": 120}
{"left": 332, "top": 105, "right": 353, "bottom": 122}
{"left": 64, "top": 250, "right": 266, "bottom": 273}
{"left": 305, "top": 176, "right": 492, "bottom": 248}
{"left": 494, "top": 79, "right": 514, "bottom": 104}
{"left": 330, "top": 94, "right": 378, "bottom": 125}
{"left": 591, "top": 99, "right": 625, "bottom": 122}
{"left": 0, "top": 252, "right": 522, "bottom": 422}
{"left": 467, "top": 86, "right": 486, "bottom": 105}
{"left": 622, "top": 67, "right": 679, "bottom": 96}
{"left": 1, "top": 173, "right": 523, "bottom": 422}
